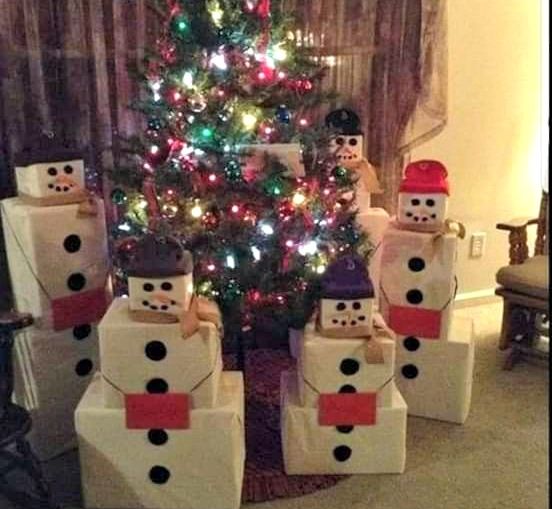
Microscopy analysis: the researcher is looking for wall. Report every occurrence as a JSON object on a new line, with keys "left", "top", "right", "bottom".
{"left": 412, "top": 0, "right": 544, "bottom": 296}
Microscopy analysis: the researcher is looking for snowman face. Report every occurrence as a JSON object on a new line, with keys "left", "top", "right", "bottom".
{"left": 329, "top": 135, "right": 363, "bottom": 166}
{"left": 397, "top": 192, "right": 448, "bottom": 231}
{"left": 15, "top": 160, "right": 85, "bottom": 199}
{"left": 128, "top": 274, "right": 194, "bottom": 317}
{"left": 319, "top": 298, "right": 374, "bottom": 337}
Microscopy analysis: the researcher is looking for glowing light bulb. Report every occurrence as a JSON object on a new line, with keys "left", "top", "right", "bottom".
{"left": 258, "top": 71, "right": 267, "bottom": 81}
{"left": 292, "top": 191, "right": 307, "bottom": 206}
{"left": 226, "top": 255, "right": 236, "bottom": 269}
{"left": 277, "top": 71, "right": 287, "bottom": 80}
{"left": 260, "top": 222, "right": 274, "bottom": 236}
{"left": 316, "top": 264, "right": 326, "bottom": 274}
{"left": 173, "top": 92, "right": 182, "bottom": 101}
{"left": 182, "top": 72, "right": 194, "bottom": 88}
{"left": 207, "top": 263, "right": 216, "bottom": 272}
{"left": 264, "top": 126, "right": 273, "bottom": 135}
{"left": 208, "top": 173, "right": 217, "bottom": 183}
{"left": 224, "top": 144, "right": 231, "bottom": 153}
{"left": 231, "top": 204, "right": 240, "bottom": 214}
{"left": 242, "top": 113, "right": 257, "bottom": 130}
{"left": 298, "top": 240, "right": 317, "bottom": 256}
{"left": 153, "top": 92, "right": 161, "bottom": 102}
{"left": 210, "top": 52, "right": 228, "bottom": 71}
{"left": 118, "top": 222, "right": 131, "bottom": 232}
{"left": 273, "top": 45, "right": 288, "bottom": 62}
{"left": 151, "top": 81, "right": 162, "bottom": 92}
{"left": 299, "top": 118, "right": 309, "bottom": 127}
{"left": 251, "top": 246, "right": 261, "bottom": 261}
{"left": 191, "top": 201, "right": 203, "bottom": 218}
{"left": 201, "top": 127, "right": 214, "bottom": 139}
{"left": 285, "top": 240, "right": 295, "bottom": 248}
{"left": 150, "top": 145, "right": 159, "bottom": 155}
{"left": 210, "top": 3, "right": 224, "bottom": 25}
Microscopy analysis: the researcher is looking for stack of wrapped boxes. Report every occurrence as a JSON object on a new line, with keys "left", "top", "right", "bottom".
{"left": 380, "top": 160, "right": 475, "bottom": 424}
{"left": 76, "top": 234, "right": 245, "bottom": 509}
{"left": 281, "top": 255, "right": 407, "bottom": 474}
{"left": 0, "top": 148, "right": 110, "bottom": 460}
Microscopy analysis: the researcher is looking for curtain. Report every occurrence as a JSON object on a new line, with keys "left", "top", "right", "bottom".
{"left": 0, "top": 0, "right": 446, "bottom": 307}
{"left": 282, "top": 0, "right": 447, "bottom": 212}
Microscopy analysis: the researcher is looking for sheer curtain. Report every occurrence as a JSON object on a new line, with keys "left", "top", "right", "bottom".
{"left": 282, "top": 0, "right": 447, "bottom": 212}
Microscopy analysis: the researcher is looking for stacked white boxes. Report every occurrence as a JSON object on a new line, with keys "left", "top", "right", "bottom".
{"left": 1, "top": 152, "right": 110, "bottom": 460}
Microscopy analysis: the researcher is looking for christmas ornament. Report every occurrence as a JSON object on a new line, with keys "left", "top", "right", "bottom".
{"left": 275, "top": 105, "right": 291, "bottom": 123}
{"left": 224, "top": 160, "right": 243, "bottom": 182}
{"left": 188, "top": 93, "right": 207, "bottom": 113}
{"left": 111, "top": 188, "right": 127, "bottom": 205}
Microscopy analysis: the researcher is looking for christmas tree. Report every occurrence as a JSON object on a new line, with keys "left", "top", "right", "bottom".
{"left": 109, "top": 0, "right": 369, "bottom": 335}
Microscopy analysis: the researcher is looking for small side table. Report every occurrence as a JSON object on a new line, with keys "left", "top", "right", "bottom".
{"left": 0, "top": 311, "right": 55, "bottom": 509}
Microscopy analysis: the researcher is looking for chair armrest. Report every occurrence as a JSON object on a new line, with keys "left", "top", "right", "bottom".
{"left": 496, "top": 217, "right": 539, "bottom": 231}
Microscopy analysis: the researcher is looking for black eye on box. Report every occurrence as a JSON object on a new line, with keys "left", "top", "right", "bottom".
{"left": 64, "top": 165, "right": 74, "bottom": 174}
{"left": 349, "top": 138, "right": 358, "bottom": 146}
{"left": 161, "top": 282, "right": 173, "bottom": 291}
{"left": 143, "top": 283, "right": 154, "bottom": 292}
{"left": 411, "top": 199, "right": 420, "bottom": 206}
{"left": 426, "top": 199, "right": 435, "bottom": 207}
{"left": 48, "top": 167, "right": 57, "bottom": 176}
{"left": 336, "top": 137, "right": 345, "bottom": 146}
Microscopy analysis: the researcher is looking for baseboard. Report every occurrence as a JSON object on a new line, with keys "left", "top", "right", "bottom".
{"left": 454, "top": 288, "right": 501, "bottom": 308}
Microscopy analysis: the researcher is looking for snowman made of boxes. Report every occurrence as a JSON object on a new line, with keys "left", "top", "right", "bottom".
{"left": 76, "top": 234, "right": 245, "bottom": 509}
{"left": 380, "top": 160, "right": 475, "bottom": 424}
{"left": 0, "top": 144, "right": 110, "bottom": 460}
{"left": 281, "top": 254, "right": 407, "bottom": 474}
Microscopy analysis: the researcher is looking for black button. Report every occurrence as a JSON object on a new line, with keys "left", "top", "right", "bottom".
{"left": 67, "top": 273, "right": 86, "bottom": 292}
{"left": 161, "top": 282, "right": 173, "bottom": 291}
{"left": 146, "top": 378, "right": 169, "bottom": 393}
{"left": 64, "top": 165, "right": 74, "bottom": 174}
{"left": 333, "top": 445, "right": 352, "bottom": 462}
{"left": 339, "top": 385, "right": 357, "bottom": 394}
{"left": 145, "top": 341, "right": 167, "bottom": 361}
{"left": 148, "top": 429, "right": 169, "bottom": 446}
{"left": 75, "top": 359, "right": 93, "bottom": 377}
{"left": 411, "top": 198, "right": 420, "bottom": 206}
{"left": 401, "top": 364, "right": 419, "bottom": 379}
{"left": 63, "top": 234, "right": 82, "bottom": 253}
{"left": 47, "top": 167, "right": 57, "bottom": 176}
{"left": 352, "top": 302, "right": 361, "bottom": 310}
{"left": 426, "top": 199, "right": 435, "bottom": 207}
{"left": 403, "top": 336, "right": 421, "bottom": 351}
{"left": 336, "top": 302, "right": 347, "bottom": 311}
{"left": 149, "top": 466, "right": 170, "bottom": 484}
{"left": 340, "top": 358, "right": 360, "bottom": 376}
{"left": 336, "top": 425, "right": 354, "bottom": 434}
{"left": 143, "top": 283, "right": 154, "bottom": 292}
{"left": 406, "top": 289, "right": 423, "bottom": 305}
{"left": 73, "top": 324, "right": 92, "bottom": 340}
{"left": 408, "top": 257, "right": 425, "bottom": 272}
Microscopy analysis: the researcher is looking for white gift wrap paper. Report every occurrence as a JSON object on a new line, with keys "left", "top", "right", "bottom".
{"left": 281, "top": 371, "right": 407, "bottom": 475}
{"left": 13, "top": 324, "right": 99, "bottom": 460}
{"left": 99, "top": 298, "right": 222, "bottom": 409}
{"left": 1, "top": 197, "right": 109, "bottom": 328}
{"left": 77, "top": 372, "right": 246, "bottom": 509}
{"left": 355, "top": 208, "right": 391, "bottom": 306}
{"left": 394, "top": 316, "right": 475, "bottom": 424}
{"left": 298, "top": 328, "right": 396, "bottom": 408}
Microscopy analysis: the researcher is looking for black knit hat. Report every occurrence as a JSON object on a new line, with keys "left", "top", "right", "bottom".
{"left": 127, "top": 234, "right": 193, "bottom": 278}
{"left": 14, "top": 132, "right": 82, "bottom": 167}
{"left": 325, "top": 108, "right": 363, "bottom": 136}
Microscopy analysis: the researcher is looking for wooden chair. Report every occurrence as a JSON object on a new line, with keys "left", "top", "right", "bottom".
{"left": 495, "top": 191, "right": 549, "bottom": 369}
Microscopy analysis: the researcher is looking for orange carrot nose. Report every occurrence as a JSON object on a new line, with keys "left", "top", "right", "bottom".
{"left": 55, "top": 175, "right": 79, "bottom": 186}
{"left": 152, "top": 292, "right": 181, "bottom": 306}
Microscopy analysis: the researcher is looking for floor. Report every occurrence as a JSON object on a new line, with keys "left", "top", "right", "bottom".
{"left": 1, "top": 301, "right": 549, "bottom": 509}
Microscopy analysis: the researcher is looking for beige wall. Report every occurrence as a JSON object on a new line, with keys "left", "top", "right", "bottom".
{"left": 412, "top": 0, "right": 545, "bottom": 295}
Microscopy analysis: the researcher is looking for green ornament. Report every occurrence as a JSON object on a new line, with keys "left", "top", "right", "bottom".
{"left": 223, "top": 280, "right": 242, "bottom": 301}
{"left": 224, "top": 160, "right": 242, "bottom": 182}
{"left": 264, "top": 175, "right": 284, "bottom": 197}
{"left": 172, "top": 15, "right": 189, "bottom": 36}
{"left": 201, "top": 127, "right": 214, "bottom": 139}
{"left": 111, "top": 188, "right": 127, "bottom": 205}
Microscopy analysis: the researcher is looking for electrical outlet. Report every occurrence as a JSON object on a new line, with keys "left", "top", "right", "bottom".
{"left": 470, "top": 232, "right": 486, "bottom": 258}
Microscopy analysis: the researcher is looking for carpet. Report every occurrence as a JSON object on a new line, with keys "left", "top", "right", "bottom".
{"left": 1, "top": 302, "right": 548, "bottom": 509}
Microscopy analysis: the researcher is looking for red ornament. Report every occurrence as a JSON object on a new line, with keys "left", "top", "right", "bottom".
{"left": 244, "top": 0, "right": 270, "bottom": 18}
{"left": 278, "top": 200, "right": 295, "bottom": 221}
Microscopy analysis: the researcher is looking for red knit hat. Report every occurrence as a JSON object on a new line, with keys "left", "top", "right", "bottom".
{"left": 399, "top": 160, "right": 449, "bottom": 195}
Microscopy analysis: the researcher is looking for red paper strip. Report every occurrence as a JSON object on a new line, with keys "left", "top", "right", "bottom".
{"left": 52, "top": 287, "right": 109, "bottom": 331}
{"left": 125, "top": 393, "right": 190, "bottom": 430}
{"left": 388, "top": 305, "right": 442, "bottom": 339}
{"left": 319, "top": 393, "right": 377, "bottom": 426}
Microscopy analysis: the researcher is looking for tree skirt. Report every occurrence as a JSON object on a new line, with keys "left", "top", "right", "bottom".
{"left": 224, "top": 349, "right": 348, "bottom": 503}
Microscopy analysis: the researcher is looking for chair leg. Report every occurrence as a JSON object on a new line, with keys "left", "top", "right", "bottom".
{"left": 499, "top": 300, "right": 514, "bottom": 351}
